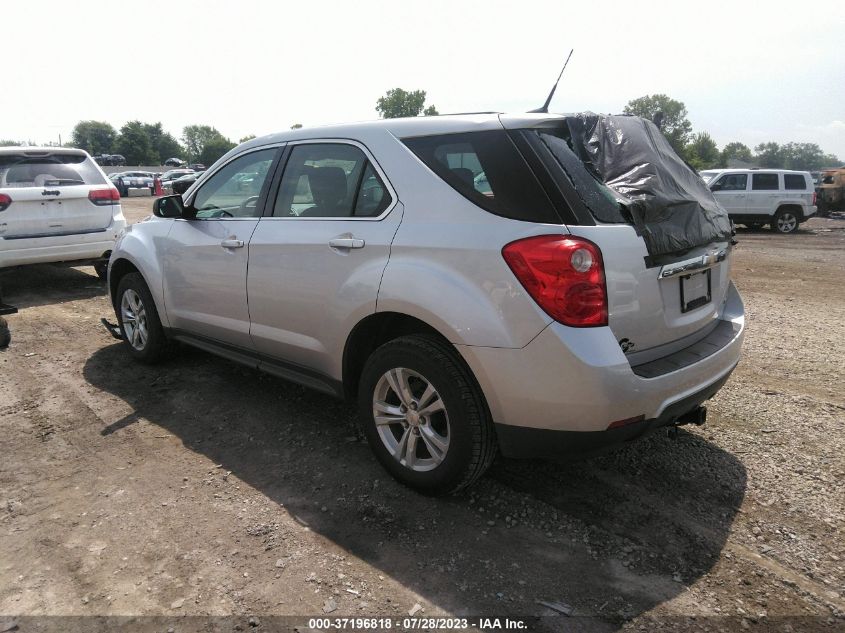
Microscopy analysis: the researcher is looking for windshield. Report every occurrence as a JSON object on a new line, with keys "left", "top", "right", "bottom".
{"left": 699, "top": 171, "right": 718, "bottom": 183}
{"left": 0, "top": 153, "right": 106, "bottom": 188}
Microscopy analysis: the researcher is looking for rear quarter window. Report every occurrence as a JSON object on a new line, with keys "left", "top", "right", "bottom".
{"left": 402, "top": 130, "right": 560, "bottom": 224}
{"left": 0, "top": 154, "right": 106, "bottom": 188}
{"left": 783, "top": 174, "right": 808, "bottom": 190}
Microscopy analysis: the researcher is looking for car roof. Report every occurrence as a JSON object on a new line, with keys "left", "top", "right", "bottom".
{"left": 236, "top": 112, "right": 586, "bottom": 150}
{"left": 0, "top": 146, "right": 89, "bottom": 157}
{"left": 702, "top": 168, "right": 811, "bottom": 175}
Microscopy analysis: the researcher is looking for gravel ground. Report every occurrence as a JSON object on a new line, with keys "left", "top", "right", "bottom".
{"left": 0, "top": 198, "right": 843, "bottom": 632}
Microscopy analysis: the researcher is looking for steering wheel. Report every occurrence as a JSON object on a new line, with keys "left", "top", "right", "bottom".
{"left": 239, "top": 195, "right": 260, "bottom": 216}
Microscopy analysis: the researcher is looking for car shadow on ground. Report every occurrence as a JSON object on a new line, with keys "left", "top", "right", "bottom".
{"left": 0, "top": 264, "right": 105, "bottom": 309}
{"left": 83, "top": 343, "right": 746, "bottom": 630}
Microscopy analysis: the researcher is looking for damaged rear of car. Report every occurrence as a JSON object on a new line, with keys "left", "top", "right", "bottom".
{"left": 456, "top": 112, "right": 744, "bottom": 458}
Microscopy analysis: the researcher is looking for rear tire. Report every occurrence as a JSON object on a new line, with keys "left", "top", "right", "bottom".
{"left": 115, "top": 273, "right": 170, "bottom": 363}
{"left": 357, "top": 334, "right": 497, "bottom": 495}
{"left": 771, "top": 208, "right": 800, "bottom": 234}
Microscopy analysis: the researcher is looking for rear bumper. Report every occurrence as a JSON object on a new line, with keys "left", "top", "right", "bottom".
{"left": 457, "top": 281, "right": 744, "bottom": 455}
{"left": 0, "top": 220, "right": 125, "bottom": 268}
{"left": 494, "top": 369, "right": 731, "bottom": 458}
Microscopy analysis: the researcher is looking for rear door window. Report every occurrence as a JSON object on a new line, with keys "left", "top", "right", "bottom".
{"left": 402, "top": 130, "right": 559, "bottom": 223}
{"left": 783, "top": 174, "right": 807, "bottom": 190}
{"left": 272, "top": 143, "right": 392, "bottom": 218}
{"left": 752, "top": 173, "right": 779, "bottom": 190}
{"left": 0, "top": 154, "right": 106, "bottom": 188}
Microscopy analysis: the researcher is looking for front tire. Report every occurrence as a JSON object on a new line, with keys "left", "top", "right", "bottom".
{"left": 358, "top": 335, "right": 497, "bottom": 495}
{"left": 772, "top": 208, "right": 800, "bottom": 234}
{"left": 116, "top": 273, "right": 170, "bottom": 363}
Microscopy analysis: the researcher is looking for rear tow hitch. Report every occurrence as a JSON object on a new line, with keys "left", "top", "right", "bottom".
{"left": 101, "top": 318, "right": 124, "bottom": 340}
{"left": 667, "top": 406, "right": 707, "bottom": 439}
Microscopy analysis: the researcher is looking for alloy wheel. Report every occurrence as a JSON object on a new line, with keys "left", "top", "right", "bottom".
{"left": 776, "top": 212, "right": 797, "bottom": 233}
{"left": 120, "top": 289, "right": 148, "bottom": 351}
{"left": 372, "top": 367, "right": 450, "bottom": 472}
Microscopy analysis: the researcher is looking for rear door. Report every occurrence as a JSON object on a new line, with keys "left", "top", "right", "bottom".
{"left": 710, "top": 172, "right": 748, "bottom": 215}
{"left": 0, "top": 152, "right": 114, "bottom": 239}
{"left": 247, "top": 140, "right": 401, "bottom": 379}
{"left": 160, "top": 147, "right": 279, "bottom": 350}
{"left": 748, "top": 172, "right": 780, "bottom": 215}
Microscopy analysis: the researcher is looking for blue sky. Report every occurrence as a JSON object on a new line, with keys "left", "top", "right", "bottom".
{"left": 5, "top": 0, "right": 845, "bottom": 159}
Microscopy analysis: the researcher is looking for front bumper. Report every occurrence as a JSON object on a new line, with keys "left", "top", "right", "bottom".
{"left": 457, "top": 282, "right": 744, "bottom": 456}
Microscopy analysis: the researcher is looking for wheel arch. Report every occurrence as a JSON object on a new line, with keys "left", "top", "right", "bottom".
{"left": 342, "top": 311, "right": 495, "bottom": 404}
{"left": 775, "top": 203, "right": 804, "bottom": 221}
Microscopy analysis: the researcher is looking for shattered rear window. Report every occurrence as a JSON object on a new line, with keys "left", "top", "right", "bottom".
{"left": 534, "top": 131, "right": 628, "bottom": 224}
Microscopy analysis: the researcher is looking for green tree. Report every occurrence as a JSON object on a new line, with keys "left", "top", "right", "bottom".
{"left": 623, "top": 94, "right": 692, "bottom": 154}
{"left": 198, "top": 137, "right": 236, "bottom": 166}
{"left": 684, "top": 132, "right": 721, "bottom": 170}
{"left": 376, "top": 88, "right": 438, "bottom": 119}
{"left": 781, "top": 142, "right": 837, "bottom": 171}
{"left": 71, "top": 120, "right": 116, "bottom": 155}
{"left": 720, "top": 141, "right": 753, "bottom": 166}
{"left": 239, "top": 134, "right": 257, "bottom": 143}
{"left": 143, "top": 122, "right": 183, "bottom": 163}
{"left": 182, "top": 125, "right": 232, "bottom": 163}
{"left": 0, "top": 139, "right": 22, "bottom": 147}
{"left": 114, "top": 121, "right": 157, "bottom": 165}
{"left": 754, "top": 142, "right": 785, "bottom": 168}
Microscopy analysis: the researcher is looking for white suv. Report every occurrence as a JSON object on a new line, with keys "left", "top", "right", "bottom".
{"left": 107, "top": 114, "right": 744, "bottom": 494}
{"left": 700, "top": 168, "right": 816, "bottom": 233}
{"left": 0, "top": 147, "right": 126, "bottom": 278}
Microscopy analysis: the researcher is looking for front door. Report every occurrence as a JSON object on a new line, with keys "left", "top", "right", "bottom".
{"left": 247, "top": 141, "right": 401, "bottom": 381}
{"left": 711, "top": 172, "right": 748, "bottom": 215}
{"left": 160, "top": 147, "right": 279, "bottom": 350}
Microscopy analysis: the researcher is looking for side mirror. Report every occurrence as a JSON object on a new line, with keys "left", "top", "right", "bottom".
{"left": 710, "top": 183, "right": 722, "bottom": 192}
{"left": 154, "top": 194, "right": 186, "bottom": 218}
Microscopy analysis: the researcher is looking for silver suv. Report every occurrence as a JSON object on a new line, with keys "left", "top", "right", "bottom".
{"left": 107, "top": 114, "right": 745, "bottom": 494}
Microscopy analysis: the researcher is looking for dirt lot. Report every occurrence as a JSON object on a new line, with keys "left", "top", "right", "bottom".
{"left": 1, "top": 198, "right": 843, "bottom": 632}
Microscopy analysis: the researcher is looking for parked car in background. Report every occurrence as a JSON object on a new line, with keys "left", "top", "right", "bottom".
{"left": 0, "top": 147, "right": 125, "bottom": 279}
{"left": 109, "top": 171, "right": 155, "bottom": 197}
{"left": 700, "top": 168, "right": 816, "bottom": 233}
{"left": 107, "top": 113, "right": 744, "bottom": 494}
{"left": 171, "top": 171, "right": 201, "bottom": 194}
{"left": 164, "top": 157, "right": 186, "bottom": 167}
{"left": 188, "top": 163, "right": 207, "bottom": 172}
{"left": 159, "top": 169, "right": 194, "bottom": 189}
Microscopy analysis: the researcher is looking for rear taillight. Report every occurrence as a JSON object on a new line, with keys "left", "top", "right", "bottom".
{"left": 502, "top": 235, "right": 608, "bottom": 327}
{"left": 813, "top": 192, "right": 817, "bottom": 206}
{"left": 88, "top": 188, "right": 120, "bottom": 206}
{"left": 0, "top": 193, "right": 11, "bottom": 212}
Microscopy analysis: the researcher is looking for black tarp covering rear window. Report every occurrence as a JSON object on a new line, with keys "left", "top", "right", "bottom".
{"left": 538, "top": 113, "right": 733, "bottom": 257}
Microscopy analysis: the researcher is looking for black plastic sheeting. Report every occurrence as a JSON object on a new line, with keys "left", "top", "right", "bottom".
{"left": 537, "top": 113, "right": 733, "bottom": 257}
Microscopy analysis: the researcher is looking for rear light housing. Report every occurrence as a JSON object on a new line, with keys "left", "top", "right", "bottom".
{"left": 0, "top": 193, "right": 11, "bottom": 212}
{"left": 89, "top": 187, "right": 120, "bottom": 206}
{"left": 502, "top": 234, "right": 608, "bottom": 327}
{"left": 813, "top": 191, "right": 817, "bottom": 206}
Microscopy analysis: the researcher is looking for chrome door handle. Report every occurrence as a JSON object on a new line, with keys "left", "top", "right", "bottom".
{"left": 220, "top": 239, "right": 244, "bottom": 248}
{"left": 328, "top": 237, "right": 365, "bottom": 249}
